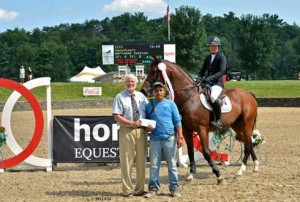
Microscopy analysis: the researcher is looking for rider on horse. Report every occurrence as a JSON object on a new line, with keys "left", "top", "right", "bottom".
{"left": 197, "top": 36, "right": 227, "bottom": 128}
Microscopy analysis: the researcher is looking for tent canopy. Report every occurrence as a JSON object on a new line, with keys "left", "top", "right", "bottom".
{"left": 69, "top": 66, "right": 105, "bottom": 83}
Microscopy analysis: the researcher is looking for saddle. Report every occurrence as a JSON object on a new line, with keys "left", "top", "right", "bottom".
{"left": 204, "top": 87, "right": 226, "bottom": 106}
{"left": 199, "top": 87, "right": 232, "bottom": 113}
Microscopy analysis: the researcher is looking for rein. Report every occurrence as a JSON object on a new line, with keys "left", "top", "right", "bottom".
{"left": 146, "top": 63, "right": 200, "bottom": 114}
{"left": 173, "top": 85, "right": 197, "bottom": 92}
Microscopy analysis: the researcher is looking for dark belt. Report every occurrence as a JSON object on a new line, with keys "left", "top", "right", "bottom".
{"left": 121, "top": 126, "right": 143, "bottom": 129}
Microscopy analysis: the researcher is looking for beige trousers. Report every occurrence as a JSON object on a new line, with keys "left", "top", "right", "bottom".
{"left": 119, "top": 127, "right": 147, "bottom": 195}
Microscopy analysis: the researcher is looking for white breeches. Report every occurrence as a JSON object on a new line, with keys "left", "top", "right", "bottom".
{"left": 210, "top": 85, "right": 222, "bottom": 103}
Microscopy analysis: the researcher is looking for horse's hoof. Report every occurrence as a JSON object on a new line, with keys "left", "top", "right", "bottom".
{"left": 236, "top": 171, "right": 243, "bottom": 176}
{"left": 185, "top": 173, "right": 194, "bottom": 182}
{"left": 253, "top": 160, "right": 259, "bottom": 172}
{"left": 217, "top": 176, "right": 226, "bottom": 185}
{"left": 182, "top": 163, "right": 189, "bottom": 168}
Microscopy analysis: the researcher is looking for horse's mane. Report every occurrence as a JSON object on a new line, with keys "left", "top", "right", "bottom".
{"left": 163, "top": 60, "right": 194, "bottom": 81}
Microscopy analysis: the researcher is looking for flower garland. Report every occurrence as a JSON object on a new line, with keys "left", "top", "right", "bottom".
{"left": 251, "top": 129, "right": 265, "bottom": 147}
{"left": 212, "top": 128, "right": 233, "bottom": 145}
{"left": 213, "top": 128, "right": 265, "bottom": 148}
{"left": 0, "top": 126, "right": 7, "bottom": 147}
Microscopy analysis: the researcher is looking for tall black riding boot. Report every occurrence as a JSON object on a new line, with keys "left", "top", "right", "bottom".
{"left": 211, "top": 100, "right": 223, "bottom": 128}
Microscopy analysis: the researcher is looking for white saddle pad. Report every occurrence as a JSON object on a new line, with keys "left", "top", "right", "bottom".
{"left": 200, "top": 94, "right": 232, "bottom": 113}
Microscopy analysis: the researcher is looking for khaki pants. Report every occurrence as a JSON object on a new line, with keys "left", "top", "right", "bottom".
{"left": 119, "top": 127, "right": 147, "bottom": 195}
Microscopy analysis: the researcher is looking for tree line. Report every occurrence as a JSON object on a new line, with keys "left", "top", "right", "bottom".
{"left": 0, "top": 6, "right": 299, "bottom": 81}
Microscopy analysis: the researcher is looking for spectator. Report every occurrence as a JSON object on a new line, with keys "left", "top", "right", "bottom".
{"left": 112, "top": 74, "right": 149, "bottom": 197}
{"left": 19, "top": 65, "right": 25, "bottom": 83}
{"left": 27, "top": 67, "right": 32, "bottom": 81}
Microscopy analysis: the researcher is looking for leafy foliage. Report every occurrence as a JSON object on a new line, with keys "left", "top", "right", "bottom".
{"left": 0, "top": 8, "right": 299, "bottom": 81}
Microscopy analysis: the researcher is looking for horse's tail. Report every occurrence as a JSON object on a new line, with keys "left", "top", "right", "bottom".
{"left": 250, "top": 92, "right": 257, "bottom": 132}
{"left": 252, "top": 111, "right": 257, "bottom": 132}
{"left": 249, "top": 92, "right": 256, "bottom": 100}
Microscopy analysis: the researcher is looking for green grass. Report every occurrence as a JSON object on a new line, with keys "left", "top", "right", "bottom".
{"left": 0, "top": 80, "right": 299, "bottom": 101}
{"left": 225, "top": 80, "right": 300, "bottom": 98}
{"left": 0, "top": 82, "right": 126, "bottom": 101}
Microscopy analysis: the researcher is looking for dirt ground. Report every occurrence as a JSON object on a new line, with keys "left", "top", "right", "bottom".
{"left": 0, "top": 107, "right": 299, "bottom": 202}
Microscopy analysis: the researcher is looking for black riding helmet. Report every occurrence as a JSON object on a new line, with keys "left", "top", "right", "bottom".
{"left": 208, "top": 36, "right": 221, "bottom": 46}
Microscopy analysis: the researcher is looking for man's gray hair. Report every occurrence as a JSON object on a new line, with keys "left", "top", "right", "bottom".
{"left": 124, "top": 74, "right": 138, "bottom": 83}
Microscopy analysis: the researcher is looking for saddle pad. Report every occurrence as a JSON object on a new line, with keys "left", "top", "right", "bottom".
{"left": 200, "top": 94, "right": 232, "bottom": 113}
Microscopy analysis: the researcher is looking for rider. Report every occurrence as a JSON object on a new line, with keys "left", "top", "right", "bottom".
{"left": 197, "top": 36, "right": 227, "bottom": 128}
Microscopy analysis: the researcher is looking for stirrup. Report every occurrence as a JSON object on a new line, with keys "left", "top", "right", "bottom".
{"left": 212, "top": 120, "right": 223, "bottom": 128}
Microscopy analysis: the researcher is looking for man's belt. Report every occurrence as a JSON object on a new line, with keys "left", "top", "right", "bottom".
{"left": 120, "top": 125, "right": 143, "bottom": 129}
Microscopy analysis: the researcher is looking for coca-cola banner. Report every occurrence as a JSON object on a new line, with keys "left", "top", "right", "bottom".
{"left": 83, "top": 87, "right": 102, "bottom": 96}
{"left": 53, "top": 116, "right": 120, "bottom": 163}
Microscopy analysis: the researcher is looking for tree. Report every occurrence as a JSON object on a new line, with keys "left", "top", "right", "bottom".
{"left": 236, "top": 15, "right": 276, "bottom": 79}
{"left": 171, "top": 6, "right": 206, "bottom": 72}
{"left": 274, "top": 41, "right": 299, "bottom": 79}
{"left": 1, "top": 10, "right": 299, "bottom": 81}
{"left": 0, "top": 42, "right": 11, "bottom": 78}
{"left": 34, "top": 42, "right": 71, "bottom": 81}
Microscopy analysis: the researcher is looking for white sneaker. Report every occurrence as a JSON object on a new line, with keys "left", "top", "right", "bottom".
{"left": 170, "top": 187, "right": 181, "bottom": 197}
{"left": 144, "top": 190, "right": 157, "bottom": 198}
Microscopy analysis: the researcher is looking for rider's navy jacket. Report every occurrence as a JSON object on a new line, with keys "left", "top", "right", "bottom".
{"left": 198, "top": 51, "right": 227, "bottom": 87}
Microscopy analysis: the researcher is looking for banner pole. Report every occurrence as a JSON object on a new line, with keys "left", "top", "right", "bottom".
{"left": 167, "top": 0, "right": 170, "bottom": 41}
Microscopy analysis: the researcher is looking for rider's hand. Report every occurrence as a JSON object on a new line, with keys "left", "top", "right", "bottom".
{"left": 206, "top": 75, "right": 214, "bottom": 82}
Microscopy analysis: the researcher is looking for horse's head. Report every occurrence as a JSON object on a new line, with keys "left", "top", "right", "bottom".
{"left": 140, "top": 56, "right": 166, "bottom": 97}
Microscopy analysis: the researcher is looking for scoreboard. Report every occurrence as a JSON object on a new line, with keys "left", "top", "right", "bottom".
{"left": 114, "top": 44, "right": 163, "bottom": 64}
{"left": 102, "top": 42, "right": 175, "bottom": 65}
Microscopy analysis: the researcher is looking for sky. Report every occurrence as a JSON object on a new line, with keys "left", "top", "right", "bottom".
{"left": 0, "top": 0, "right": 299, "bottom": 32}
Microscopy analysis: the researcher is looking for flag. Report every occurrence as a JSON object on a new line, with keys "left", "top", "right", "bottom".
{"left": 166, "top": 5, "right": 171, "bottom": 23}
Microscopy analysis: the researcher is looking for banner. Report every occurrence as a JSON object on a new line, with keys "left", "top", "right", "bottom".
{"left": 53, "top": 116, "right": 120, "bottom": 163}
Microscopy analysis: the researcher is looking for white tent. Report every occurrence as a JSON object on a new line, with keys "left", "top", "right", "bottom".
{"left": 69, "top": 66, "right": 106, "bottom": 83}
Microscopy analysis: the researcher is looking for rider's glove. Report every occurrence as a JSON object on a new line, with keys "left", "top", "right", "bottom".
{"left": 206, "top": 75, "right": 214, "bottom": 82}
{"left": 196, "top": 77, "right": 202, "bottom": 84}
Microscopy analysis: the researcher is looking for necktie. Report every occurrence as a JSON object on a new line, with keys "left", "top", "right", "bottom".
{"left": 131, "top": 94, "right": 140, "bottom": 121}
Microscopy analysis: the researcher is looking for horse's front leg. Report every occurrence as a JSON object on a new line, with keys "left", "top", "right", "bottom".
{"left": 187, "top": 143, "right": 197, "bottom": 174}
{"left": 199, "top": 128, "right": 225, "bottom": 185}
{"left": 185, "top": 143, "right": 196, "bottom": 182}
{"left": 181, "top": 127, "right": 196, "bottom": 182}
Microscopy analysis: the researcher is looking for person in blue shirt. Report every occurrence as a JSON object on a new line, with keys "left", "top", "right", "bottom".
{"left": 144, "top": 81, "right": 184, "bottom": 198}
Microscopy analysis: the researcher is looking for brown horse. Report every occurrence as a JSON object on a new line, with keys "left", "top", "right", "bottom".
{"left": 141, "top": 58, "right": 258, "bottom": 184}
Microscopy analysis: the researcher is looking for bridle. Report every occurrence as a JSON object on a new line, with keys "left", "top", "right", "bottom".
{"left": 145, "top": 62, "right": 200, "bottom": 113}
{"left": 146, "top": 63, "right": 197, "bottom": 92}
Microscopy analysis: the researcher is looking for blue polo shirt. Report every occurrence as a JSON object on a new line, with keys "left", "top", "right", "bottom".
{"left": 146, "top": 98, "right": 181, "bottom": 140}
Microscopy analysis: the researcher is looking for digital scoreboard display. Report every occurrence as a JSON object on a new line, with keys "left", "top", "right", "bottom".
{"left": 114, "top": 44, "right": 163, "bottom": 64}
{"left": 102, "top": 42, "right": 175, "bottom": 65}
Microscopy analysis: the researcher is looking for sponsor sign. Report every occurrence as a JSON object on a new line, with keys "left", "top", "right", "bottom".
{"left": 164, "top": 44, "right": 176, "bottom": 63}
{"left": 53, "top": 116, "right": 119, "bottom": 163}
{"left": 83, "top": 87, "right": 102, "bottom": 96}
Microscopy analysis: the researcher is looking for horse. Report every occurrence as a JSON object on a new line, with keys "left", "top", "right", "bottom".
{"left": 140, "top": 58, "right": 259, "bottom": 184}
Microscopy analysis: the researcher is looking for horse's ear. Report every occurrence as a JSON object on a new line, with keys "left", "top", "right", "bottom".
{"left": 151, "top": 55, "right": 161, "bottom": 64}
{"left": 151, "top": 55, "right": 157, "bottom": 62}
